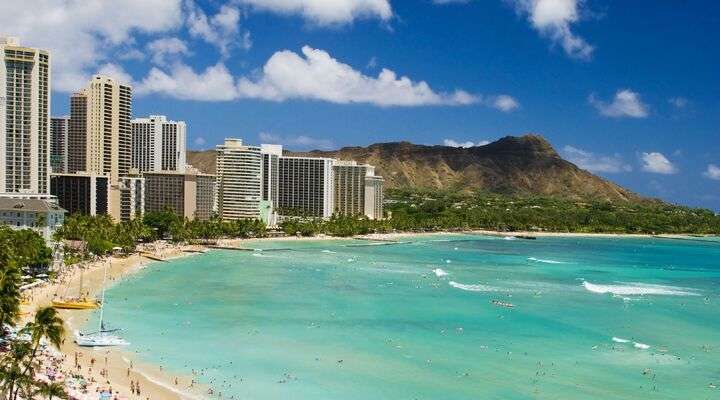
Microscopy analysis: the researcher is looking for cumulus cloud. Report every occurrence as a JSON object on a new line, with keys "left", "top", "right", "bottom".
{"left": 508, "top": 0, "right": 593, "bottom": 60}
{"left": 136, "top": 63, "right": 238, "bottom": 101}
{"left": 668, "top": 96, "right": 688, "bottom": 109}
{"left": 97, "top": 63, "right": 135, "bottom": 86}
{"left": 640, "top": 152, "right": 677, "bottom": 174}
{"left": 490, "top": 95, "right": 520, "bottom": 112}
{"left": 562, "top": 145, "right": 631, "bottom": 173}
{"left": 186, "top": 2, "right": 249, "bottom": 57}
{"left": 259, "top": 132, "right": 334, "bottom": 150}
{"left": 0, "top": 0, "right": 183, "bottom": 92}
{"left": 443, "top": 139, "right": 490, "bottom": 148}
{"left": 136, "top": 46, "right": 495, "bottom": 107}
{"left": 147, "top": 37, "right": 191, "bottom": 65}
{"left": 238, "top": 0, "right": 393, "bottom": 25}
{"left": 704, "top": 164, "right": 720, "bottom": 180}
{"left": 589, "top": 89, "right": 649, "bottom": 118}
{"left": 235, "top": 46, "right": 478, "bottom": 106}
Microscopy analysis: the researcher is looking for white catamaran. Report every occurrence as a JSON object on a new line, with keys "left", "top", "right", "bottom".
{"left": 75, "top": 257, "right": 129, "bottom": 347}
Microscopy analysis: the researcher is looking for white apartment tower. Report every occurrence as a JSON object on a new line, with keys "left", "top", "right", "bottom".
{"left": 131, "top": 115, "right": 186, "bottom": 173}
{"left": 67, "top": 75, "right": 132, "bottom": 221}
{"left": 216, "top": 138, "right": 263, "bottom": 220}
{"left": 0, "top": 37, "right": 51, "bottom": 194}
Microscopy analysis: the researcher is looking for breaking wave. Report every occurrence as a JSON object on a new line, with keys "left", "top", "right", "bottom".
{"left": 449, "top": 281, "right": 504, "bottom": 292}
{"left": 528, "top": 257, "right": 566, "bottom": 264}
{"left": 583, "top": 281, "right": 699, "bottom": 296}
{"left": 433, "top": 268, "right": 449, "bottom": 277}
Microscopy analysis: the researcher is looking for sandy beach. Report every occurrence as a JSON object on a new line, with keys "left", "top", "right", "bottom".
{"left": 16, "top": 230, "right": 712, "bottom": 400}
{"left": 20, "top": 243, "right": 208, "bottom": 400}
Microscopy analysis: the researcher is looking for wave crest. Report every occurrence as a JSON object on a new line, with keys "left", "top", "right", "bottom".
{"left": 583, "top": 281, "right": 698, "bottom": 296}
{"left": 449, "top": 281, "right": 503, "bottom": 292}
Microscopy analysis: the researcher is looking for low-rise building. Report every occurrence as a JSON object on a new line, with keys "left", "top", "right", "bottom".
{"left": 50, "top": 173, "right": 109, "bottom": 216}
{"left": 143, "top": 167, "right": 216, "bottom": 220}
{"left": 0, "top": 194, "right": 66, "bottom": 241}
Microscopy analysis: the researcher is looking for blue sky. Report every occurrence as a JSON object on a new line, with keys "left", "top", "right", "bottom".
{"left": 3, "top": 0, "right": 718, "bottom": 210}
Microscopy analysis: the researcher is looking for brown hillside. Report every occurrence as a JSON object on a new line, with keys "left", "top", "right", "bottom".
{"left": 187, "top": 135, "right": 640, "bottom": 202}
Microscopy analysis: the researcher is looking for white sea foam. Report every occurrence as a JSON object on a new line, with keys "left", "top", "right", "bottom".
{"left": 612, "top": 337, "right": 630, "bottom": 343}
{"left": 503, "top": 236, "right": 516, "bottom": 241}
{"left": 449, "top": 281, "right": 503, "bottom": 292}
{"left": 583, "top": 281, "right": 699, "bottom": 296}
{"left": 633, "top": 342, "right": 650, "bottom": 350}
{"left": 321, "top": 250, "right": 336, "bottom": 254}
{"left": 528, "top": 257, "right": 566, "bottom": 264}
{"left": 433, "top": 268, "right": 449, "bottom": 277}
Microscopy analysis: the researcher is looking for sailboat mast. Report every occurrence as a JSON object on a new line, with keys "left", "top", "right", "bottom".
{"left": 98, "top": 259, "right": 108, "bottom": 332}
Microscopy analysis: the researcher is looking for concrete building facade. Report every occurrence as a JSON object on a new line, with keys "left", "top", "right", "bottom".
{"left": 0, "top": 37, "right": 51, "bottom": 194}
{"left": 144, "top": 167, "right": 216, "bottom": 221}
{"left": 67, "top": 75, "right": 132, "bottom": 221}
{"left": 278, "top": 156, "right": 335, "bottom": 218}
{"left": 50, "top": 173, "right": 108, "bottom": 216}
{"left": 216, "top": 138, "right": 263, "bottom": 220}
{"left": 50, "top": 117, "right": 69, "bottom": 173}
{"left": 333, "top": 161, "right": 384, "bottom": 220}
{"left": 118, "top": 175, "right": 145, "bottom": 221}
{"left": 0, "top": 193, "right": 65, "bottom": 242}
{"left": 131, "top": 115, "right": 186, "bottom": 173}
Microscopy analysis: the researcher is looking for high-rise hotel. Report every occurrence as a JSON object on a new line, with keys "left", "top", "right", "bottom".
{"left": 131, "top": 115, "right": 186, "bottom": 173}
{"left": 54, "top": 75, "right": 132, "bottom": 221}
{"left": 0, "top": 37, "right": 50, "bottom": 194}
{"left": 216, "top": 138, "right": 263, "bottom": 220}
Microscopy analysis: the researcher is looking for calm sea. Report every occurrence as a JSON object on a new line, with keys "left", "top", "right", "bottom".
{"left": 93, "top": 235, "right": 720, "bottom": 399}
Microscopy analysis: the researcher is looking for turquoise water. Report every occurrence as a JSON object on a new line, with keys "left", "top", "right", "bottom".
{"left": 96, "top": 235, "right": 720, "bottom": 399}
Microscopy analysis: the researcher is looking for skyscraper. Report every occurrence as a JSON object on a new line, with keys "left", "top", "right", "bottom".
{"left": 131, "top": 115, "right": 187, "bottom": 173}
{"left": 333, "top": 161, "right": 384, "bottom": 219}
{"left": 50, "top": 117, "right": 69, "bottom": 173}
{"left": 67, "top": 75, "right": 132, "bottom": 220}
{"left": 0, "top": 37, "right": 50, "bottom": 194}
{"left": 278, "top": 156, "right": 335, "bottom": 218}
{"left": 216, "top": 138, "right": 263, "bottom": 220}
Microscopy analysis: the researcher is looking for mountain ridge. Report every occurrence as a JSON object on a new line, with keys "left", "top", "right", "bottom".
{"left": 187, "top": 134, "right": 642, "bottom": 203}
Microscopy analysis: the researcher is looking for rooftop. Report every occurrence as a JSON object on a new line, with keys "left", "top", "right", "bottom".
{"left": 0, "top": 198, "right": 66, "bottom": 213}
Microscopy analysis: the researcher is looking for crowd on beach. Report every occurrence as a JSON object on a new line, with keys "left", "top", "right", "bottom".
{"left": 6, "top": 241, "right": 203, "bottom": 400}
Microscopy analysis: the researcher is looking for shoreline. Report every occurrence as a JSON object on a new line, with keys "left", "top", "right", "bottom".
{"left": 18, "top": 230, "right": 716, "bottom": 399}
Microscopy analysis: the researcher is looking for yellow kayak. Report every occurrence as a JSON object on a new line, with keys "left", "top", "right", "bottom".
{"left": 52, "top": 298, "right": 101, "bottom": 310}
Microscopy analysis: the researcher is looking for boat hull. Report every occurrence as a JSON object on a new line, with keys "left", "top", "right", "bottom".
{"left": 52, "top": 300, "right": 100, "bottom": 310}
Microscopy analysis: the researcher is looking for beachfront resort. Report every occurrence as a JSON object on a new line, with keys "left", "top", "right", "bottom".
{"left": 2, "top": 2, "right": 720, "bottom": 399}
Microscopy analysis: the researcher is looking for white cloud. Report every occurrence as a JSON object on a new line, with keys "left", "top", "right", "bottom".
{"left": 238, "top": 0, "right": 393, "bottom": 25}
{"left": 704, "top": 164, "right": 720, "bottom": 180}
{"left": 193, "top": 136, "right": 207, "bottom": 146}
{"left": 443, "top": 139, "right": 490, "bottom": 148}
{"left": 0, "top": 0, "right": 183, "bottom": 92}
{"left": 562, "top": 145, "right": 631, "bottom": 173}
{"left": 589, "top": 89, "right": 649, "bottom": 118}
{"left": 490, "top": 95, "right": 520, "bottom": 112}
{"left": 641, "top": 152, "right": 677, "bottom": 174}
{"left": 137, "top": 46, "right": 491, "bottom": 107}
{"left": 508, "top": 0, "right": 593, "bottom": 60}
{"left": 136, "top": 63, "right": 238, "bottom": 101}
{"left": 668, "top": 97, "right": 688, "bottom": 109}
{"left": 186, "top": 1, "right": 249, "bottom": 57}
{"left": 235, "top": 46, "right": 478, "bottom": 106}
{"left": 97, "top": 63, "right": 135, "bottom": 86}
{"left": 259, "top": 132, "right": 334, "bottom": 150}
{"left": 118, "top": 48, "right": 146, "bottom": 61}
{"left": 147, "top": 37, "right": 191, "bottom": 65}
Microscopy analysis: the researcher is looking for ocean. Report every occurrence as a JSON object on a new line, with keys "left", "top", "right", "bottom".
{"left": 92, "top": 235, "right": 720, "bottom": 399}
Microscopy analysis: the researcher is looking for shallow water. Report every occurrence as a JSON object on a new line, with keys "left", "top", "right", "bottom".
{"left": 92, "top": 235, "right": 720, "bottom": 399}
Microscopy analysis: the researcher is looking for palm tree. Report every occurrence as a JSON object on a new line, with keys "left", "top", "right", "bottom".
{"left": 24, "top": 307, "right": 65, "bottom": 361}
{"left": 0, "top": 263, "right": 22, "bottom": 333}
{"left": 0, "top": 340, "right": 32, "bottom": 400}
{"left": 33, "top": 381, "right": 67, "bottom": 400}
